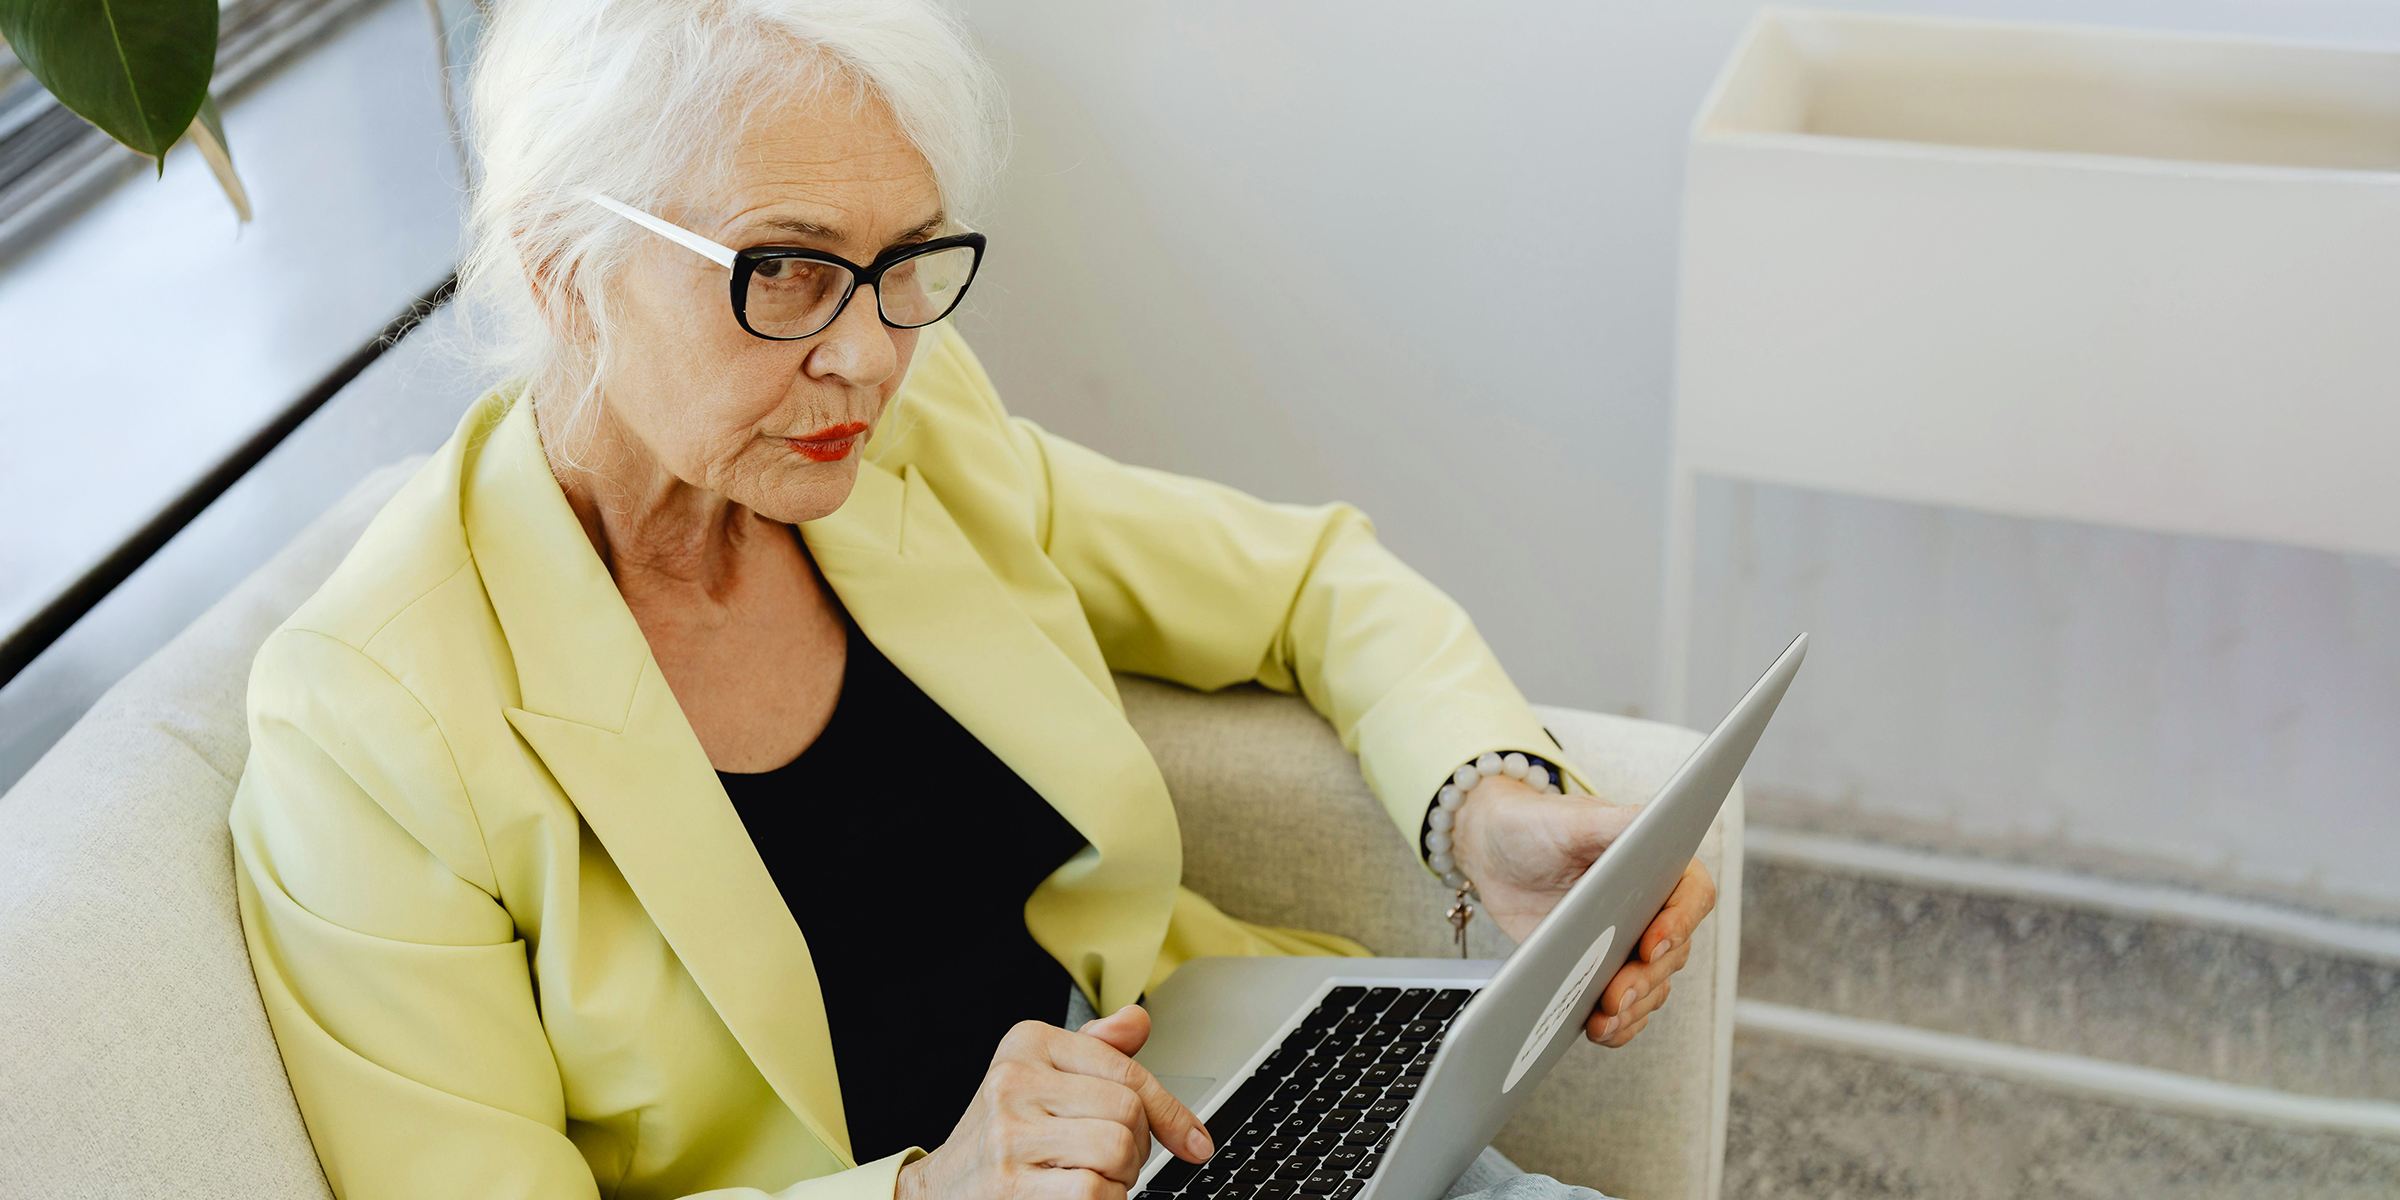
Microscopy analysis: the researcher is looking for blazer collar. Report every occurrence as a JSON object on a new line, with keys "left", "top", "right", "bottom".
{"left": 466, "top": 396, "right": 855, "bottom": 1162}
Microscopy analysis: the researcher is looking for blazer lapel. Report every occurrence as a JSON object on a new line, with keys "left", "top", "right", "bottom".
{"left": 463, "top": 397, "right": 855, "bottom": 1165}
{"left": 804, "top": 460, "right": 1184, "bottom": 1013}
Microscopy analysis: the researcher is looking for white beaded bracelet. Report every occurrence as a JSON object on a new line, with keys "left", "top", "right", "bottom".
{"left": 1427, "top": 751, "right": 1560, "bottom": 889}
{"left": 1425, "top": 750, "right": 1563, "bottom": 956}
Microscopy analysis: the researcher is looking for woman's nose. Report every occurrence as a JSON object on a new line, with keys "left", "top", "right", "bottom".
{"left": 802, "top": 283, "right": 899, "bottom": 387}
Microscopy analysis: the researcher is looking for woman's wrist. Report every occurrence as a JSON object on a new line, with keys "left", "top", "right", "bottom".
{"left": 1420, "top": 751, "right": 1561, "bottom": 887}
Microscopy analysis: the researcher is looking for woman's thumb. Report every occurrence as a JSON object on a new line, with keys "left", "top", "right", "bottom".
{"left": 1078, "top": 1003, "right": 1152, "bottom": 1057}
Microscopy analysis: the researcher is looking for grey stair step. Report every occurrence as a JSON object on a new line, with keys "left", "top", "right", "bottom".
{"left": 1726, "top": 1028, "right": 2400, "bottom": 1200}
{"left": 1738, "top": 835, "right": 2400, "bottom": 1103}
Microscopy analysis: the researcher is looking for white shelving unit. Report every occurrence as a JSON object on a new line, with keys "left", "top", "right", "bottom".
{"left": 1661, "top": 8, "right": 2400, "bottom": 722}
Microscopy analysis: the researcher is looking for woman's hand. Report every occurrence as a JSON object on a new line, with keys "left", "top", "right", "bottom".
{"left": 895, "top": 1005, "right": 1213, "bottom": 1200}
{"left": 1449, "top": 775, "right": 1718, "bottom": 1049}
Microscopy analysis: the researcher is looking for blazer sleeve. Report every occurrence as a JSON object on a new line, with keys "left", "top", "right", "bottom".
{"left": 1001, "top": 418, "right": 1592, "bottom": 854}
{"left": 230, "top": 628, "right": 916, "bottom": 1200}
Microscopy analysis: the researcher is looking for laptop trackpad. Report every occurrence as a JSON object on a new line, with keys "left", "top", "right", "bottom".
{"left": 1157, "top": 1075, "right": 1218, "bottom": 1110}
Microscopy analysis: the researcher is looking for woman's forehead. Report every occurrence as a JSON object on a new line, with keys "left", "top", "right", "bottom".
{"left": 713, "top": 90, "right": 939, "bottom": 249}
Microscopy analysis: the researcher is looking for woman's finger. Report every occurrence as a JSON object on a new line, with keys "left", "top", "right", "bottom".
{"left": 1638, "top": 861, "right": 1717, "bottom": 964}
{"left": 1623, "top": 978, "right": 1673, "bottom": 1026}
{"left": 1077, "top": 1005, "right": 1152, "bottom": 1058}
{"left": 1044, "top": 1024, "right": 1213, "bottom": 1163}
{"left": 1014, "top": 1165, "right": 1126, "bottom": 1200}
{"left": 1599, "top": 1011, "right": 1651, "bottom": 1049}
{"left": 1595, "top": 936, "right": 1687, "bottom": 1016}
{"left": 1013, "top": 1116, "right": 1150, "bottom": 1185}
{"left": 1035, "top": 1070, "right": 1150, "bottom": 1131}
{"left": 1587, "top": 946, "right": 1689, "bottom": 1041}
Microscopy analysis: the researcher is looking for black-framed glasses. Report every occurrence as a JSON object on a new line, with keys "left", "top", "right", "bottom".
{"left": 591, "top": 193, "right": 987, "bottom": 341}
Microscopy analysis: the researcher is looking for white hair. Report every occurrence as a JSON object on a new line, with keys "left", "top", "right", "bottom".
{"left": 456, "top": 0, "right": 1006, "bottom": 442}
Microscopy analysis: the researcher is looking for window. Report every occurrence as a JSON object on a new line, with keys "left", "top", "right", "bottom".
{"left": 0, "top": 0, "right": 392, "bottom": 255}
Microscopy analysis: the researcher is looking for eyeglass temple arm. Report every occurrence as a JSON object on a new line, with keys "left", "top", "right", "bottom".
{"left": 590, "top": 194, "right": 738, "bottom": 269}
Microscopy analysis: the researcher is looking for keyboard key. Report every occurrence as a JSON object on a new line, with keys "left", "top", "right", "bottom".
{"left": 1354, "top": 987, "right": 1401, "bottom": 1014}
{"left": 1361, "top": 1064, "right": 1400, "bottom": 1087}
{"left": 1300, "top": 1170, "right": 1348, "bottom": 1193}
{"left": 1210, "top": 1075, "right": 1283, "bottom": 1143}
{"left": 1350, "top": 1024, "right": 1397, "bottom": 1048}
{"left": 1273, "top": 1157, "right": 1320, "bottom": 1181}
{"left": 1253, "top": 1101, "right": 1296, "bottom": 1128}
{"left": 1255, "top": 1182, "right": 1298, "bottom": 1200}
{"left": 1315, "top": 1108, "right": 1359, "bottom": 1134}
{"left": 1419, "top": 990, "right": 1470, "bottom": 1021}
{"left": 1342, "top": 1121, "right": 1389, "bottom": 1146}
{"left": 1322, "top": 1067, "right": 1363, "bottom": 1090}
{"left": 1335, "top": 1086, "right": 1380, "bottom": 1109}
{"left": 1327, "top": 986, "right": 1366, "bottom": 1007}
{"left": 1136, "top": 1191, "right": 1180, "bottom": 1200}
{"left": 1356, "top": 1153, "right": 1383, "bottom": 1176}
{"left": 1396, "top": 1020, "right": 1443, "bottom": 1042}
{"left": 1326, "top": 1146, "right": 1365, "bottom": 1172}
{"left": 1295, "top": 1090, "right": 1336, "bottom": 1113}
{"left": 1149, "top": 1156, "right": 1204, "bottom": 1192}
{"left": 1281, "top": 1026, "right": 1328, "bottom": 1055}
{"left": 1300, "top": 1132, "right": 1342, "bottom": 1157}
{"left": 1365, "top": 1099, "right": 1408, "bottom": 1122}
{"left": 1331, "top": 1183, "right": 1367, "bottom": 1200}
{"left": 1192, "top": 1168, "right": 1234, "bottom": 1195}
{"left": 1332, "top": 1012, "right": 1376, "bottom": 1036}
{"left": 1340, "top": 1044, "right": 1382, "bottom": 1066}
{"left": 1235, "top": 1161, "right": 1275, "bottom": 1183}
{"left": 1258, "top": 1136, "right": 1299, "bottom": 1161}
{"left": 1386, "top": 1079, "right": 1420, "bottom": 1100}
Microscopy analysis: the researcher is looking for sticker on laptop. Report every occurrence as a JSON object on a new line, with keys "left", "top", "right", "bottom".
{"left": 1503, "top": 925, "right": 1615, "bottom": 1094}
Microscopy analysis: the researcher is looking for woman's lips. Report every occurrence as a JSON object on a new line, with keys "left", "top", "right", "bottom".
{"left": 783, "top": 422, "right": 870, "bottom": 463}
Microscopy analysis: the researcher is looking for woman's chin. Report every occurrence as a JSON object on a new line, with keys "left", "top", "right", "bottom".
{"left": 745, "top": 462, "right": 862, "bottom": 527}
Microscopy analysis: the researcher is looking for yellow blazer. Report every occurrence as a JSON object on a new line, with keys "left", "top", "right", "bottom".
{"left": 231, "top": 328, "right": 1587, "bottom": 1200}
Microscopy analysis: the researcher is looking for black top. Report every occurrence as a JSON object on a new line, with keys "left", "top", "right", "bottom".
{"left": 717, "top": 614, "right": 1090, "bottom": 1163}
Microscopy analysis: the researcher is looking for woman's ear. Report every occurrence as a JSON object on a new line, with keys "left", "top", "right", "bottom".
{"left": 518, "top": 239, "right": 589, "bottom": 345}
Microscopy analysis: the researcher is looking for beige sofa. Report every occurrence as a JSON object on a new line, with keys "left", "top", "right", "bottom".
{"left": 0, "top": 461, "right": 1741, "bottom": 1200}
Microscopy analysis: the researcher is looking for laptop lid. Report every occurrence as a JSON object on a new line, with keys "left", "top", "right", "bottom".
{"left": 1365, "top": 633, "right": 1807, "bottom": 1197}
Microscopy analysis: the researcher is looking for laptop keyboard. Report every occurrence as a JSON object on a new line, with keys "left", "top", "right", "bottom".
{"left": 1137, "top": 984, "right": 1479, "bottom": 1200}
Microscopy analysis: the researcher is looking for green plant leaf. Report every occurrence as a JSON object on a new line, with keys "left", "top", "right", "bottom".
{"left": 188, "top": 93, "right": 249, "bottom": 221}
{"left": 0, "top": 0, "right": 219, "bottom": 163}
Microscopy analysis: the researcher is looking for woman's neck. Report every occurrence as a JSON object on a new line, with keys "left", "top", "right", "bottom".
{"left": 538, "top": 391, "right": 765, "bottom": 598}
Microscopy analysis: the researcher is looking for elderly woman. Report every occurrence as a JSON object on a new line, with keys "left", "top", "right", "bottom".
{"left": 230, "top": 2, "right": 1714, "bottom": 1198}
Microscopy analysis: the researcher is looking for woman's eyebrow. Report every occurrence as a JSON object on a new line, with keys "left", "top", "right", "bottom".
{"left": 759, "top": 215, "right": 843, "bottom": 239}
{"left": 754, "top": 211, "right": 947, "bottom": 247}
{"left": 886, "top": 211, "right": 948, "bottom": 245}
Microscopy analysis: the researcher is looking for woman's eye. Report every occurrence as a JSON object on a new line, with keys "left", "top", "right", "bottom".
{"left": 756, "top": 259, "right": 827, "bottom": 284}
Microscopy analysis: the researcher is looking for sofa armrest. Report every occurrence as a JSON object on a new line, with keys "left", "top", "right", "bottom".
{"left": 0, "top": 458, "right": 423, "bottom": 1200}
{"left": 1119, "top": 676, "right": 1738, "bottom": 1200}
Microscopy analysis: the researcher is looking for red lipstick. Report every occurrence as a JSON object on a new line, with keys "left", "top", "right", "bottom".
{"left": 783, "top": 421, "right": 869, "bottom": 463}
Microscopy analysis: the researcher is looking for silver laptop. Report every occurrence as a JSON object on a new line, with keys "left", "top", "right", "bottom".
{"left": 1131, "top": 633, "right": 1807, "bottom": 1200}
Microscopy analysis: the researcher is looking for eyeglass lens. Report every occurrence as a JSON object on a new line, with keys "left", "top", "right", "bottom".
{"left": 743, "top": 244, "right": 978, "bottom": 338}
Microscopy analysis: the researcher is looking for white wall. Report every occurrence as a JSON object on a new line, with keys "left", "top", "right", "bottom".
{"left": 950, "top": 0, "right": 2400, "bottom": 913}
